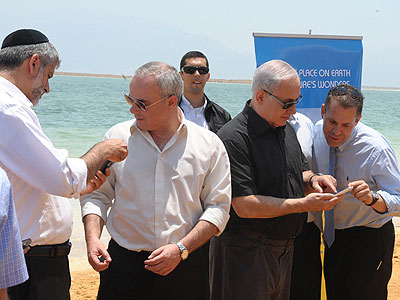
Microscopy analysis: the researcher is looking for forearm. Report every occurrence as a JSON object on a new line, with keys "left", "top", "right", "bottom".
{"left": 179, "top": 220, "right": 218, "bottom": 254}
{"left": 80, "top": 143, "right": 109, "bottom": 183}
{"left": 232, "top": 195, "right": 306, "bottom": 219}
{"left": 83, "top": 214, "right": 105, "bottom": 243}
{"left": 80, "top": 139, "right": 128, "bottom": 183}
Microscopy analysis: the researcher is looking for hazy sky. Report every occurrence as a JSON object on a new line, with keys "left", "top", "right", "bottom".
{"left": 1, "top": 0, "right": 399, "bottom": 87}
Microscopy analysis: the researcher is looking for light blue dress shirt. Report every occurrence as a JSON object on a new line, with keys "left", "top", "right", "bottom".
{"left": 311, "top": 120, "right": 400, "bottom": 230}
{"left": 180, "top": 95, "right": 209, "bottom": 130}
{"left": 0, "top": 167, "right": 28, "bottom": 289}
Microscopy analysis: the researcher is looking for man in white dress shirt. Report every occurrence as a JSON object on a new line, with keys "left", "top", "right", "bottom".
{"left": 0, "top": 29, "right": 128, "bottom": 300}
{"left": 81, "top": 61, "right": 231, "bottom": 300}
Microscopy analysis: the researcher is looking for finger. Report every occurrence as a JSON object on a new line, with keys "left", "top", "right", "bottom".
{"left": 313, "top": 183, "right": 323, "bottom": 193}
{"left": 98, "top": 248, "right": 112, "bottom": 262}
{"left": 147, "top": 248, "right": 163, "bottom": 260}
{"left": 96, "top": 170, "right": 107, "bottom": 181}
{"left": 144, "top": 255, "right": 164, "bottom": 266}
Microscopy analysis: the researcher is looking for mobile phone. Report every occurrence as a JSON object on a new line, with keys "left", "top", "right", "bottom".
{"left": 98, "top": 255, "right": 106, "bottom": 262}
{"left": 334, "top": 186, "right": 353, "bottom": 197}
{"left": 99, "top": 160, "right": 114, "bottom": 174}
{"left": 22, "top": 238, "right": 32, "bottom": 249}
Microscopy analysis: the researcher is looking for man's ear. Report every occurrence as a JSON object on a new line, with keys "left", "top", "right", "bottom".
{"left": 28, "top": 54, "right": 41, "bottom": 76}
{"left": 321, "top": 103, "right": 326, "bottom": 118}
{"left": 255, "top": 89, "right": 265, "bottom": 104}
{"left": 168, "top": 95, "right": 178, "bottom": 108}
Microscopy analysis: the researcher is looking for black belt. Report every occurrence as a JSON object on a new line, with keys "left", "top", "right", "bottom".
{"left": 25, "top": 241, "right": 71, "bottom": 257}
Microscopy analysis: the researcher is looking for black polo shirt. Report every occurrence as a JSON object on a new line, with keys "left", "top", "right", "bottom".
{"left": 217, "top": 100, "right": 309, "bottom": 240}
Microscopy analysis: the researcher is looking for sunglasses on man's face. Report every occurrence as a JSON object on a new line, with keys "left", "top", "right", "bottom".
{"left": 124, "top": 94, "right": 169, "bottom": 112}
{"left": 263, "top": 89, "right": 302, "bottom": 109}
{"left": 181, "top": 65, "right": 209, "bottom": 75}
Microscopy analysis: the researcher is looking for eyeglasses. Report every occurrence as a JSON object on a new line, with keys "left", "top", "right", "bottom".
{"left": 181, "top": 65, "right": 209, "bottom": 75}
{"left": 263, "top": 89, "right": 302, "bottom": 109}
{"left": 124, "top": 94, "right": 170, "bottom": 112}
{"left": 329, "top": 85, "right": 363, "bottom": 100}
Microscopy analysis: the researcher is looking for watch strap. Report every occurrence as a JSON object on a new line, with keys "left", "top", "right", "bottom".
{"left": 366, "top": 191, "right": 379, "bottom": 206}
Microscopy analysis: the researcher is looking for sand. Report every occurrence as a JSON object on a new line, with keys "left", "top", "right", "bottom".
{"left": 68, "top": 204, "right": 400, "bottom": 299}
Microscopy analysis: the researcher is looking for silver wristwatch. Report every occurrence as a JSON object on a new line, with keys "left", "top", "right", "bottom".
{"left": 176, "top": 241, "right": 189, "bottom": 260}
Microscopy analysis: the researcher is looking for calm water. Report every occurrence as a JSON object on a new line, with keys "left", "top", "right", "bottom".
{"left": 35, "top": 75, "right": 400, "bottom": 160}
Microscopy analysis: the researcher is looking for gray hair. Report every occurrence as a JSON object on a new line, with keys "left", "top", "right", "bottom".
{"left": 0, "top": 42, "right": 60, "bottom": 71}
{"left": 251, "top": 60, "right": 299, "bottom": 94}
{"left": 135, "top": 61, "right": 182, "bottom": 98}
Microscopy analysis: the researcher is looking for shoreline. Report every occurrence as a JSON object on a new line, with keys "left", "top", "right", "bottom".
{"left": 55, "top": 71, "right": 400, "bottom": 90}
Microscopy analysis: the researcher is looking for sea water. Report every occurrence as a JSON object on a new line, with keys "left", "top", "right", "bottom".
{"left": 35, "top": 75, "right": 400, "bottom": 160}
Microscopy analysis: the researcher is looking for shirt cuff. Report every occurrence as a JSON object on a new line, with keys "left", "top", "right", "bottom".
{"left": 81, "top": 200, "right": 108, "bottom": 222}
{"left": 67, "top": 158, "right": 87, "bottom": 197}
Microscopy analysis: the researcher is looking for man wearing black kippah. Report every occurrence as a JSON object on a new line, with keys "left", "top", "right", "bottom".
{"left": 0, "top": 29, "right": 128, "bottom": 300}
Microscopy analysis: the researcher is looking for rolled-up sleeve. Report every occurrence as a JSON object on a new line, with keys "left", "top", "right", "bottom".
{"left": 199, "top": 135, "right": 231, "bottom": 235}
{"left": 372, "top": 147, "right": 400, "bottom": 214}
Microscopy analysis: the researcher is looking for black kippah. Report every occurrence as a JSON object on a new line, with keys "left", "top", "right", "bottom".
{"left": 1, "top": 29, "right": 49, "bottom": 49}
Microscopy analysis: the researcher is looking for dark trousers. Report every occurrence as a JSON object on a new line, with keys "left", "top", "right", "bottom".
{"left": 210, "top": 230, "right": 294, "bottom": 300}
{"left": 97, "top": 239, "right": 209, "bottom": 300}
{"left": 290, "top": 221, "right": 395, "bottom": 300}
{"left": 7, "top": 255, "right": 70, "bottom": 300}
{"left": 290, "top": 222, "right": 321, "bottom": 300}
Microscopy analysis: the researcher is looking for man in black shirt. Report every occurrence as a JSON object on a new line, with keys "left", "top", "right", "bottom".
{"left": 209, "top": 60, "right": 343, "bottom": 300}
{"left": 179, "top": 51, "right": 231, "bottom": 133}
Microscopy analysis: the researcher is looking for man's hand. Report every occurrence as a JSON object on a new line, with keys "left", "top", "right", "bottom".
{"left": 101, "top": 139, "right": 128, "bottom": 162}
{"left": 144, "top": 244, "right": 182, "bottom": 276}
{"left": 348, "top": 180, "right": 372, "bottom": 205}
{"left": 86, "top": 237, "right": 111, "bottom": 272}
{"left": 80, "top": 170, "right": 108, "bottom": 195}
{"left": 310, "top": 174, "right": 337, "bottom": 193}
{"left": 304, "top": 192, "right": 344, "bottom": 211}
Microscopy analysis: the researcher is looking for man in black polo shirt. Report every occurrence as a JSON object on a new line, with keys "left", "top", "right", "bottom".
{"left": 179, "top": 51, "right": 231, "bottom": 133}
{"left": 209, "top": 60, "right": 343, "bottom": 300}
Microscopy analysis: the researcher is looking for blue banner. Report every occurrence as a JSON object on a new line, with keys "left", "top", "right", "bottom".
{"left": 253, "top": 33, "right": 363, "bottom": 122}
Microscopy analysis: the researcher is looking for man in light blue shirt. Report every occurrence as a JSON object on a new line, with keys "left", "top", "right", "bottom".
{"left": 0, "top": 167, "right": 28, "bottom": 299}
{"left": 293, "top": 84, "right": 400, "bottom": 300}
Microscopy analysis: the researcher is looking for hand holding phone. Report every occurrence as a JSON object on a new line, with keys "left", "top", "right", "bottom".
{"left": 99, "top": 160, "right": 114, "bottom": 174}
{"left": 334, "top": 186, "right": 353, "bottom": 197}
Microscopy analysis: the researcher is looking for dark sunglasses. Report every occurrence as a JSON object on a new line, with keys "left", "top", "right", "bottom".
{"left": 329, "top": 85, "right": 362, "bottom": 99}
{"left": 181, "top": 65, "right": 209, "bottom": 75}
{"left": 124, "top": 94, "right": 169, "bottom": 112}
{"left": 263, "top": 89, "right": 302, "bottom": 109}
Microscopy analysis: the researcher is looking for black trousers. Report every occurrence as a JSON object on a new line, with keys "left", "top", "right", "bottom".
{"left": 210, "top": 230, "right": 294, "bottom": 300}
{"left": 97, "top": 239, "right": 209, "bottom": 300}
{"left": 290, "top": 221, "right": 395, "bottom": 300}
{"left": 7, "top": 255, "right": 70, "bottom": 300}
{"left": 290, "top": 222, "right": 321, "bottom": 300}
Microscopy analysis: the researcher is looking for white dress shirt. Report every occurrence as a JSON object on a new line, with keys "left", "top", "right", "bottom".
{"left": 288, "top": 112, "right": 314, "bottom": 166}
{"left": 311, "top": 120, "right": 400, "bottom": 230}
{"left": 180, "top": 94, "right": 209, "bottom": 130}
{"left": 0, "top": 76, "right": 87, "bottom": 246}
{"left": 81, "top": 112, "right": 231, "bottom": 252}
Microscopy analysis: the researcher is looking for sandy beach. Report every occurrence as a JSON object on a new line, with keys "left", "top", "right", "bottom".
{"left": 68, "top": 199, "right": 400, "bottom": 299}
